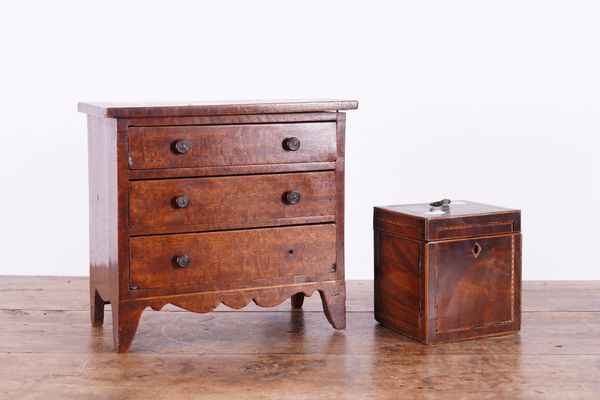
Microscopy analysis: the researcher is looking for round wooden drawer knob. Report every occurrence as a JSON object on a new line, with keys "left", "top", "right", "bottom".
{"left": 283, "top": 137, "right": 301, "bottom": 151}
{"left": 285, "top": 191, "right": 301, "bottom": 205}
{"left": 174, "top": 139, "right": 191, "bottom": 154}
{"left": 175, "top": 255, "right": 191, "bottom": 268}
{"left": 174, "top": 195, "right": 189, "bottom": 208}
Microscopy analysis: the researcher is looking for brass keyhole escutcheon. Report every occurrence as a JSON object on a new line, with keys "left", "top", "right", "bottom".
{"left": 472, "top": 242, "right": 482, "bottom": 258}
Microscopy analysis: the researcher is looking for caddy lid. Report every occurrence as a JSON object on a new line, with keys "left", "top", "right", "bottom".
{"left": 374, "top": 200, "right": 521, "bottom": 241}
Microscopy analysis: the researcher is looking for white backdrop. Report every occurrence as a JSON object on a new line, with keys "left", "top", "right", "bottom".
{"left": 1, "top": 1, "right": 599, "bottom": 279}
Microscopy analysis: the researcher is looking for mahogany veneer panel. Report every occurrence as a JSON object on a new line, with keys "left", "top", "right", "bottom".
{"left": 78, "top": 99, "right": 358, "bottom": 118}
{"left": 130, "top": 224, "right": 337, "bottom": 290}
{"left": 129, "top": 171, "right": 336, "bottom": 235}
{"left": 128, "top": 122, "right": 336, "bottom": 170}
{"left": 374, "top": 234, "right": 422, "bottom": 339}
{"left": 433, "top": 234, "right": 516, "bottom": 334}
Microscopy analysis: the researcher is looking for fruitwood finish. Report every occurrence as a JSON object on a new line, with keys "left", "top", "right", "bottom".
{"left": 374, "top": 201, "right": 522, "bottom": 343}
{"left": 78, "top": 99, "right": 359, "bottom": 118}
{"left": 2, "top": 277, "right": 599, "bottom": 399}
{"left": 130, "top": 225, "right": 337, "bottom": 290}
{"left": 79, "top": 100, "right": 357, "bottom": 352}
{"left": 129, "top": 171, "right": 336, "bottom": 235}
{"left": 128, "top": 122, "right": 336, "bottom": 170}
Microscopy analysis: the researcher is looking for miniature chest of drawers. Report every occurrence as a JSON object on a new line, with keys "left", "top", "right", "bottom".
{"left": 79, "top": 99, "right": 358, "bottom": 352}
{"left": 374, "top": 200, "right": 522, "bottom": 343}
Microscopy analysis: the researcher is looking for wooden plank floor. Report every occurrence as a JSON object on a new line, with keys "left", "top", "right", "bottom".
{"left": 1, "top": 278, "right": 599, "bottom": 399}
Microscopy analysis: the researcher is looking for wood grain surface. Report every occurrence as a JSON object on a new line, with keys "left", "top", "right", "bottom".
{"left": 129, "top": 172, "right": 336, "bottom": 235}
{"left": 130, "top": 225, "right": 337, "bottom": 291}
{"left": 128, "top": 122, "right": 336, "bottom": 170}
{"left": 1, "top": 277, "right": 599, "bottom": 399}
{"left": 374, "top": 202, "right": 522, "bottom": 344}
{"left": 78, "top": 99, "right": 359, "bottom": 118}
{"left": 432, "top": 234, "right": 520, "bottom": 338}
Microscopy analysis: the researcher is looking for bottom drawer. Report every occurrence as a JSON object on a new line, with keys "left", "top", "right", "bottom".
{"left": 130, "top": 224, "right": 337, "bottom": 290}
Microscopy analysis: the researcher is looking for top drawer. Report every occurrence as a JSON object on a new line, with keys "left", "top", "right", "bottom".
{"left": 128, "top": 122, "right": 336, "bottom": 170}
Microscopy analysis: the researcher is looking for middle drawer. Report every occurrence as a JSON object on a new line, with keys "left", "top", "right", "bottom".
{"left": 129, "top": 171, "right": 336, "bottom": 235}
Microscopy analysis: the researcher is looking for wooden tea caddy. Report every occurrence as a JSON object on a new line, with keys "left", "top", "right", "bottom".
{"left": 374, "top": 200, "right": 522, "bottom": 343}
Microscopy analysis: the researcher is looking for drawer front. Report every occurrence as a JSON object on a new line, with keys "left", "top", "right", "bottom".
{"left": 128, "top": 122, "right": 336, "bottom": 170}
{"left": 129, "top": 171, "right": 336, "bottom": 235}
{"left": 130, "top": 224, "right": 337, "bottom": 290}
{"left": 431, "top": 234, "right": 518, "bottom": 334}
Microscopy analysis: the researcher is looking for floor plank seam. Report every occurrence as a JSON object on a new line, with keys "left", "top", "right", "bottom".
{"left": 3, "top": 352, "right": 599, "bottom": 356}
{"left": 3, "top": 309, "right": 600, "bottom": 313}
{"left": 0, "top": 309, "right": 376, "bottom": 313}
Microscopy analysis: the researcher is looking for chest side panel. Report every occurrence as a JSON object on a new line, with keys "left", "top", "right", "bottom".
{"left": 374, "top": 233, "right": 423, "bottom": 339}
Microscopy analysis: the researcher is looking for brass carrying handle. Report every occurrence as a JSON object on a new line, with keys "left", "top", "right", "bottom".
{"left": 430, "top": 199, "right": 451, "bottom": 207}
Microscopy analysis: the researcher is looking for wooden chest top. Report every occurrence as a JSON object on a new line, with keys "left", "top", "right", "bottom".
{"left": 78, "top": 99, "right": 359, "bottom": 118}
{"left": 374, "top": 200, "right": 521, "bottom": 241}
